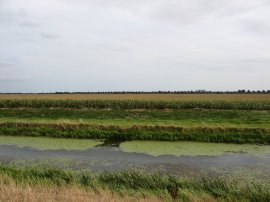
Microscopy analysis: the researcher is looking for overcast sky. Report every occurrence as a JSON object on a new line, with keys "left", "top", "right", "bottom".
{"left": 0, "top": 0, "right": 270, "bottom": 92}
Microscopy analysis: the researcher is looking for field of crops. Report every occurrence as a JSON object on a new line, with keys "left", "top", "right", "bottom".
{"left": 0, "top": 94, "right": 270, "bottom": 143}
{"left": 1, "top": 93, "right": 270, "bottom": 101}
{"left": 1, "top": 99, "right": 270, "bottom": 110}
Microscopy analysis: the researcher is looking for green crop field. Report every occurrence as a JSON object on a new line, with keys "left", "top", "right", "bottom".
{"left": 0, "top": 94, "right": 270, "bottom": 144}
{"left": 1, "top": 93, "right": 270, "bottom": 101}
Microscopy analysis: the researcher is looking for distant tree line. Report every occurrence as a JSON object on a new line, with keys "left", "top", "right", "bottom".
{"left": 54, "top": 90, "right": 270, "bottom": 94}
{"left": 42, "top": 90, "right": 270, "bottom": 94}
{"left": 1, "top": 90, "right": 270, "bottom": 94}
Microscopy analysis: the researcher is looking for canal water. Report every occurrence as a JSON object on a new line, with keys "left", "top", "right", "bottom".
{"left": 0, "top": 136, "right": 270, "bottom": 181}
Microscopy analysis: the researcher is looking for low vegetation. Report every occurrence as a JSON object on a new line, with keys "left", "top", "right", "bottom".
{"left": 1, "top": 122, "right": 270, "bottom": 144}
{"left": 0, "top": 164, "right": 269, "bottom": 201}
{"left": 1, "top": 108, "right": 270, "bottom": 128}
{"left": 0, "top": 179, "right": 162, "bottom": 202}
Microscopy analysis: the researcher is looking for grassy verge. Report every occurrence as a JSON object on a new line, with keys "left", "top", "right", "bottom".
{"left": 0, "top": 179, "right": 164, "bottom": 202}
{"left": 1, "top": 99, "right": 270, "bottom": 110}
{"left": 1, "top": 108, "right": 270, "bottom": 128}
{"left": 0, "top": 164, "right": 269, "bottom": 201}
{"left": 1, "top": 122, "right": 270, "bottom": 144}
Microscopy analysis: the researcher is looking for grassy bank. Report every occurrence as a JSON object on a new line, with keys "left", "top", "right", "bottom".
{"left": 1, "top": 99, "right": 270, "bottom": 110}
{"left": 1, "top": 108, "right": 270, "bottom": 128}
{"left": 1, "top": 122, "right": 270, "bottom": 144}
{"left": 0, "top": 164, "right": 269, "bottom": 201}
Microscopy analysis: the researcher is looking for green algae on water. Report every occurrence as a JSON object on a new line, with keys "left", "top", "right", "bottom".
{"left": 0, "top": 136, "right": 102, "bottom": 151}
{"left": 119, "top": 141, "right": 270, "bottom": 157}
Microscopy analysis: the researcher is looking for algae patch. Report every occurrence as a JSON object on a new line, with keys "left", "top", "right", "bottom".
{"left": 119, "top": 141, "right": 270, "bottom": 157}
{"left": 0, "top": 136, "right": 102, "bottom": 151}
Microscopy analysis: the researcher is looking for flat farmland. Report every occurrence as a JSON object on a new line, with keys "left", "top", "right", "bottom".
{"left": 1, "top": 93, "right": 270, "bottom": 101}
{"left": 1, "top": 93, "right": 270, "bottom": 201}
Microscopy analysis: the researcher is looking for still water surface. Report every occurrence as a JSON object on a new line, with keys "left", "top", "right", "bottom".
{"left": 0, "top": 136, "right": 269, "bottom": 180}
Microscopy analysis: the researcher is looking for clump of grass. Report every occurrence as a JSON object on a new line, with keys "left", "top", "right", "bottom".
{"left": 0, "top": 164, "right": 269, "bottom": 201}
{"left": 1, "top": 122, "right": 270, "bottom": 144}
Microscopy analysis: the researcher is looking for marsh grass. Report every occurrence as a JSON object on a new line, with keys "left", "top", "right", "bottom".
{"left": 0, "top": 164, "right": 269, "bottom": 201}
{"left": 1, "top": 122, "right": 270, "bottom": 144}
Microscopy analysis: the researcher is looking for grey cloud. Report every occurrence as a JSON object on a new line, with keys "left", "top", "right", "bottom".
{"left": 60, "top": 0, "right": 268, "bottom": 25}
{"left": 19, "top": 21, "right": 39, "bottom": 28}
{"left": 0, "top": 75, "right": 30, "bottom": 82}
{"left": 0, "top": 7, "right": 39, "bottom": 29}
{"left": 0, "top": 8, "right": 27, "bottom": 21}
{"left": 0, "top": 61, "right": 30, "bottom": 82}
{"left": 146, "top": 0, "right": 222, "bottom": 24}
{"left": 0, "top": 61, "right": 12, "bottom": 67}
{"left": 239, "top": 19, "right": 270, "bottom": 35}
{"left": 39, "top": 32, "right": 60, "bottom": 40}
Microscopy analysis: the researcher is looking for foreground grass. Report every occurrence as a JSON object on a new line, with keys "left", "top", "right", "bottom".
{"left": 1, "top": 108, "right": 270, "bottom": 128}
{"left": 0, "top": 164, "right": 269, "bottom": 201}
{"left": 1, "top": 122, "right": 270, "bottom": 144}
{"left": 0, "top": 176, "right": 164, "bottom": 202}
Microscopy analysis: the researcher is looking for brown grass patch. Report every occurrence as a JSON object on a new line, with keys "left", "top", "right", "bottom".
{"left": 0, "top": 176, "right": 164, "bottom": 202}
